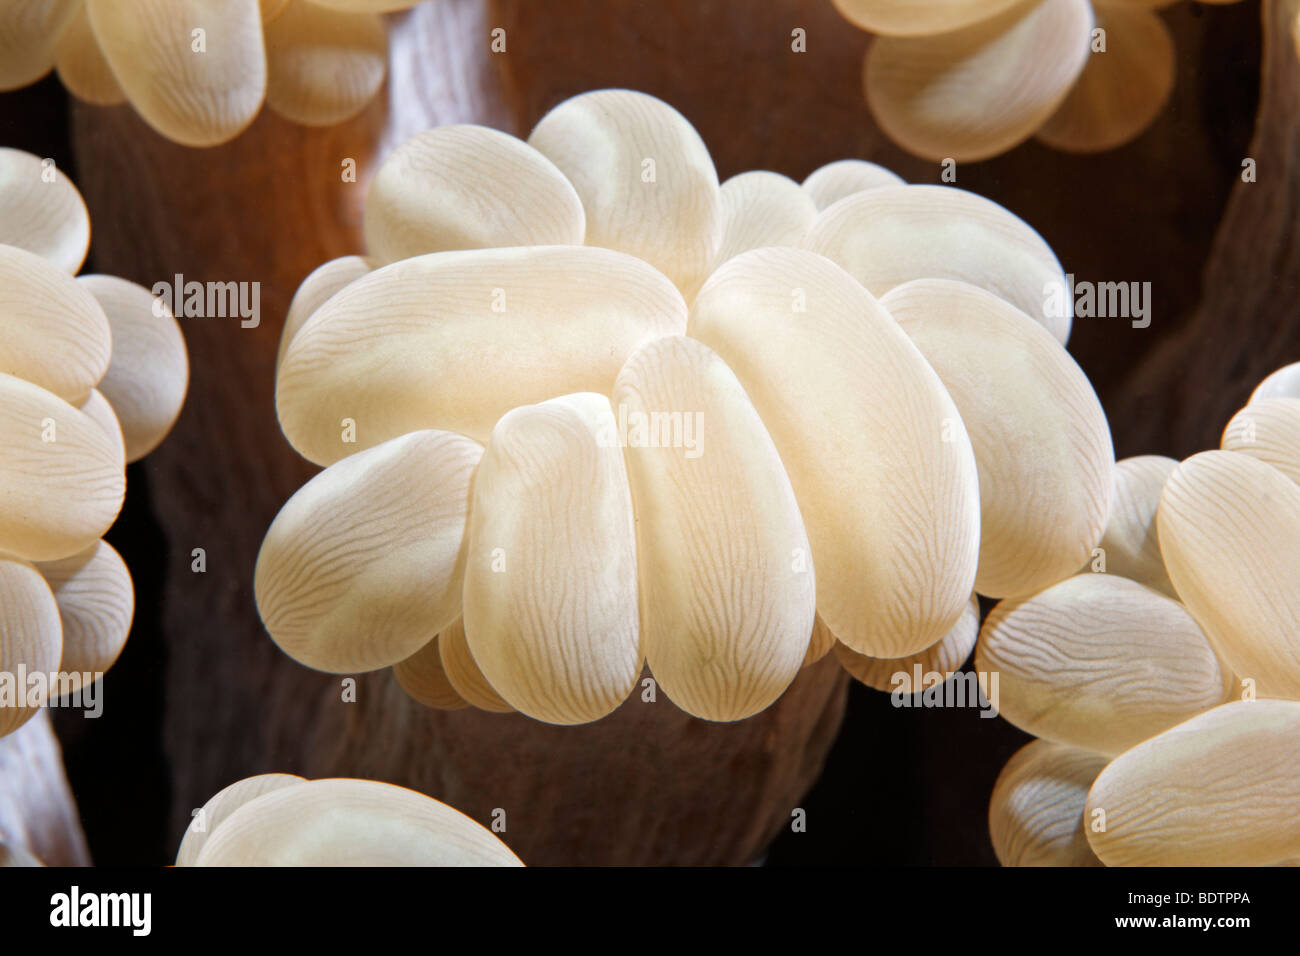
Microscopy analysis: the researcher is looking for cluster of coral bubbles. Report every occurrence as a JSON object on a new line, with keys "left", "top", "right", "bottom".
{"left": 247, "top": 89, "right": 1300, "bottom": 866}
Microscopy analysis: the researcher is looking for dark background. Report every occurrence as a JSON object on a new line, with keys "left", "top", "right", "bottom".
{"left": 0, "top": 0, "right": 1263, "bottom": 865}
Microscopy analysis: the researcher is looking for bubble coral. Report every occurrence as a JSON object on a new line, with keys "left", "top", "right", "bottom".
{"left": 832, "top": 0, "right": 1248, "bottom": 160}
{"left": 176, "top": 774, "right": 523, "bottom": 866}
{"left": 0, "top": 0, "right": 426, "bottom": 146}
{"left": 988, "top": 738, "right": 1106, "bottom": 867}
{"left": 982, "top": 358, "right": 1300, "bottom": 865}
{"left": 1086, "top": 700, "right": 1300, "bottom": 866}
{"left": 0, "top": 147, "right": 187, "bottom": 738}
{"left": 257, "top": 88, "right": 1122, "bottom": 730}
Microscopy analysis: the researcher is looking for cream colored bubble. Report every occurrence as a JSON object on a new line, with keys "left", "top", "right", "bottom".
{"left": 54, "top": 3, "right": 124, "bottom": 106}
{"left": 0, "top": 244, "right": 110, "bottom": 405}
{"left": 976, "top": 574, "right": 1231, "bottom": 755}
{"left": 864, "top": 0, "right": 1093, "bottom": 163}
{"left": 277, "top": 255, "right": 373, "bottom": 369}
{"left": 805, "top": 185, "right": 1072, "bottom": 343}
{"left": 78, "top": 274, "right": 189, "bottom": 463}
{"left": 1158, "top": 451, "right": 1300, "bottom": 700}
{"left": 1086, "top": 700, "right": 1300, "bottom": 866}
{"left": 989, "top": 739, "right": 1105, "bottom": 867}
{"left": 263, "top": 0, "right": 387, "bottom": 127}
{"left": 0, "top": 373, "right": 124, "bottom": 562}
{"left": 35, "top": 540, "right": 133, "bottom": 697}
{"left": 463, "top": 393, "right": 641, "bottom": 725}
{"left": 689, "top": 247, "right": 980, "bottom": 660}
{"left": 77, "top": 390, "right": 126, "bottom": 466}
{"left": 830, "top": 0, "right": 1024, "bottom": 36}
{"left": 0, "top": 556, "right": 62, "bottom": 738}
{"left": 883, "top": 279, "right": 1112, "bottom": 597}
{"left": 714, "top": 171, "right": 818, "bottom": 268}
{"left": 393, "top": 634, "right": 470, "bottom": 712}
{"left": 613, "top": 336, "right": 816, "bottom": 722}
{"left": 528, "top": 89, "right": 721, "bottom": 298}
{"left": 1035, "top": 5, "right": 1175, "bottom": 153}
{"left": 1093, "top": 455, "right": 1179, "bottom": 598}
{"left": 85, "top": 0, "right": 267, "bottom": 147}
{"left": 0, "top": 148, "right": 91, "bottom": 274}
{"left": 835, "top": 596, "right": 979, "bottom": 693}
{"left": 0, "top": 0, "right": 79, "bottom": 92}
{"left": 800, "top": 159, "right": 904, "bottom": 211}
{"left": 256, "top": 430, "right": 482, "bottom": 674}
{"left": 1251, "top": 361, "right": 1300, "bottom": 403}
{"left": 363, "top": 125, "right": 585, "bottom": 263}
{"left": 193, "top": 777, "right": 523, "bottom": 866}
{"left": 175, "top": 773, "right": 307, "bottom": 866}
{"left": 436, "top": 619, "right": 513, "bottom": 714}
{"left": 276, "top": 246, "right": 686, "bottom": 465}
{"left": 1222, "top": 397, "right": 1300, "bottom": 486}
